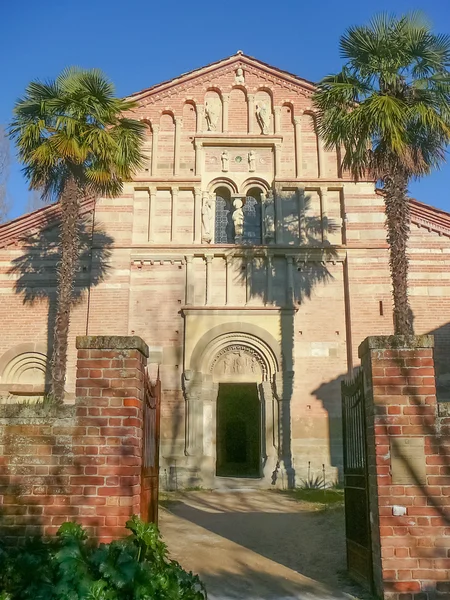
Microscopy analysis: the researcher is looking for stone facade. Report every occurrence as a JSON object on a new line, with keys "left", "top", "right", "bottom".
{"left": 1, "top": 53, "right": 450, "bottom": 487}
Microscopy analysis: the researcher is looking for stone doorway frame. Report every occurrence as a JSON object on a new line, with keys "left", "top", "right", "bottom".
{"left": 183, "top": 322, "right": 284, "bottom": 485}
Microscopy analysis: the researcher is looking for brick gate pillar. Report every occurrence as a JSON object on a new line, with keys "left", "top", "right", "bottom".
{"left": 359, "top": 335, "right": 450, "bottom": 600}
{"left": 75, "top": 335, "right": 149, "bottom": 541}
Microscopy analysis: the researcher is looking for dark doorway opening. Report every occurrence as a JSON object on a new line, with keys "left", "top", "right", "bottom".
{"left": 216, "top": 383, "right": 261, "bottom": 478}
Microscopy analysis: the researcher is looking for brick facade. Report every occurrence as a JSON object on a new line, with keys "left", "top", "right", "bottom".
{"left": 0, "top": 336, "right": 148, "bottom": 544}
{"left": 360, "top": 336, "right": 450, "bottom": 600}
{"left": 1, "top": 53, "right": 450, "bottom": 487}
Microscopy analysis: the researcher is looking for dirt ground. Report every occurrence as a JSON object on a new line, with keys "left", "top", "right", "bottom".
{"left": 159, "top": 490, "right": 369, "bottom": 600}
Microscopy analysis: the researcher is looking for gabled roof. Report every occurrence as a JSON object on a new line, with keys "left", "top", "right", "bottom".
{"left": 126, "top": 52, "right": 317, "bottom": 102}
{"left": 0, "top": 196, "right": 95, "bottom": 249}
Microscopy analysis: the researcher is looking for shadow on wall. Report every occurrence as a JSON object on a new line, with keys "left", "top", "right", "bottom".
{"left": 168, "top": 191, "right": 342, "bottom": 489}
{"left": 8, "top": 214, "right": 113, "bottom": 394}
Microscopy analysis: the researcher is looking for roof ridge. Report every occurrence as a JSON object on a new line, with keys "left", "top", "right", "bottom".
{"left": 126, "top": 52, "right": 316, "bottom": 101}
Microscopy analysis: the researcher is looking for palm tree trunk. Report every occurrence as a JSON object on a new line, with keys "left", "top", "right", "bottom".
{"left": 384, "top": 170, "right": 414, "bottom": 336}
{"left": 50, "top": 177, "right": 80, "bottom": 401}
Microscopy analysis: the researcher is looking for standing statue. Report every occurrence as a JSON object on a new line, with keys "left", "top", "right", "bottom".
{"left": 201, "top": 194, "right": 213, "bottom": 243}
{"left": 264, "top": 195, "right": 275, "bottom": 243}
{"left": 205, "top": 98, "right": 220, "bottom": 131}
{"left": 256, "top": 101, "right": 271, "bottom": 135}
{"left": 221, "top": 150, "right": 229, "bottom": 172}
{"left": 248, "top": 150, "right": 256, "bottom": 172}
{"left": 235, "top": 67, "right": 245, "bottom": 85}
{"left": 232, "top": 198, "right": 244, "bottom": 241}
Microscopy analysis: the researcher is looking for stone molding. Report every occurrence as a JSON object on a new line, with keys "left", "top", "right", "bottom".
{"left": 358, "top": 334, "right": 434, "bottom": 357}
{"left": 76, "top": 335, "right": 149, "bottom": 357}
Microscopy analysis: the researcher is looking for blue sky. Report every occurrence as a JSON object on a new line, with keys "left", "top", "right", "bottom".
{"left": 2, "top": 0, "right": 449, "bottom": 219}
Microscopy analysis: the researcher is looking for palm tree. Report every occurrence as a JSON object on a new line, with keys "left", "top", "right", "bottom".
{"left": 313, "top": 13, "right": 450, "bottom": 335}
{"left": 10, "top": 68, "right": 146, "bottom": 401}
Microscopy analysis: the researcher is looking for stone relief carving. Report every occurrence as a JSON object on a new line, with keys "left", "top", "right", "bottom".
{"left": 210, "top": 344, "right": 266, "bottom": 379}
{"left": 205, "top": 98, "right": 220, "bottom": 131}
{"left": 256, "top": 101, "right": 271, "bottom": 135}
{"left": 263, "top": 191, "right": 275, "bottom": 243}
{"left": 201, "top": 194, "right": 213, "bottom": 243}
{"left": 235, "top": 67, "right": 245, "bottom": 85}
{"left": 221, "top": 150, "right": 229, "bottom": 172}
{"left": 232, "top": 198, "right": 244, "bottom": 241}
{"left": 248, "top": 150, "right": 256, "bottom": 172}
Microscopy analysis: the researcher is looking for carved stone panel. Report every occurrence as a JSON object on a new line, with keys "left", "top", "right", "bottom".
{"left": 210, "top": 344, "right": 266, "bottom": 382}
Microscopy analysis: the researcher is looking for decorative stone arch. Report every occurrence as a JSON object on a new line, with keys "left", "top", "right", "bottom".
{"left": 207, "top": 177, "right": 238, "bottom": 195}
{"left": 189, "top": 322, "right": 280, "bottom": 379}
{"left": 0, "top": 342, "right": 49, "bottom": 394}
{"left": 240, "top": 177, "right": 270, "bottom": 196}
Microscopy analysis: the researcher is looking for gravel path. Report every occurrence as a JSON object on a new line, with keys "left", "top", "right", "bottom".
{"left": 159, "top": 490, "right": 370, "bottom": 599}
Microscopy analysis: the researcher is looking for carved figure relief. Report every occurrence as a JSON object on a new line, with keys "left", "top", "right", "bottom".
{"left": 205, "top": 98, "right": 220, "bottom": 131}
{"left": 202, "top": 194, "right": 213, "bottom": 243}
{"left": 235, "top": 67, "right": 245, "bottom": 85}
{"left": 248, "top": 150, "right": 256, "bottom": 172}
{"left": 263, "top": 191, "right": 275, "bottom": 242}
{"left": 232, "top": 198, "right": 244, "bottom": 241}
{"left": 221, "top": 150, "right": 229, "bottom": 172}
{"left": 211, "top": 344, "right": 266, "bottom": 380}
{"left": 256, "top": 101, "right": 271, "bottom": 135}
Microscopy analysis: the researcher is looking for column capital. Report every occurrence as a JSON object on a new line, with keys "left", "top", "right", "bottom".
{"left": 293, "top": 116, "right": 302, "bottom": 126}
{"left": 185, "top": 254, "right": 193, "bottom": 264}
{"left": 172, "top": 186, "right": 179, "bottom": 194}
{"left": 320, "top": 186, "right": 328, "bottom": 195}
{"left": 194, "top": 139, "right": 203, "bottom": 149}
{"left": 248, "top": 93, "right": 255, "bottom": 101}
{"left": 285, "top": 255, "right": 294, "bottom": 265}
{"left": 149, "top": 187, "right": 157, "bottom": 196}
{"left": 222, "top": 93, "right": 230, "bottom": 102}
{"left": 274, "top": 105, "right": 282, "bottom": 113}
{"left": 152, "top": 123, "right": 160, "bottom": 133}
{"left": 194, "top": 187, "right": 202, "bottom": 196}
{"left": 175, "top": 116, "right": 183, "bottom": 125}
{"left": 205, "top": 254, "right": 213, "bottom": 264}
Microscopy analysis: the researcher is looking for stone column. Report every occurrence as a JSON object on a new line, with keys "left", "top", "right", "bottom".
{"left": 148, "top": 188, "right": 157, "bottom": 243}
{"left": 171, "top": 187, "right": 178, "bottom": 242}
{"left": 185, "top": 255, "right": 194, "bottom": 305}
{"left": 275, "top": 191, "right": 283, "bottom": 244}
{"left": 248, "top": 94, "right": 255, "bottom": 134}
{"left": 317, "top": 125, "right": 326, "bottom": 178}
{"left": 274, "top": 106, "right": 282, "bottom": 134}
{"left": 196, "top": 105, "right": 204, "bottom": 133}
{"left": 151, "top": 124, "right": 159, "bottom": 176}
{"left": 222, "top": 93, "right": 229, "bottom": 133}
{"left": 194, "top": 187, "right": 202, "bottom": 244}
{"left": 205, "top": 254, "right": 213, "bottom": 305}
{"left": 293, "top": 115, "right": 302, "bottom": 179}
{"left": 183, "top": 372, "right": 204, "bottom": 456}
{"left": 266, "top": 255, "right": 273, "bottom": 305}
{"left": 195, "top": 140, "right": 203, "bottom": 177}
{"left": 320, "top": 186, "right": 328, "bottom": 242}
{"left": 297, "top": 187, "right": 306, "bottom": 244}
{"left": 174, "top": 117, "right": 182, "bottom": 176}
{"left": 286, "top": 255, "right": 294, "bottom": 306}
{"left": 245, "top": 259, "right": 251, "bottom": 305}
{"left": 225, "top": 255, "right": 232, "bottom": 305}
{"left": 275, "top": 143, "right": 282, "bottom": 177}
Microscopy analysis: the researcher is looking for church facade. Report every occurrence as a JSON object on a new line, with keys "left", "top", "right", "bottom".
{"left": 1, "top": 53, "right": 450, "bottom": 487}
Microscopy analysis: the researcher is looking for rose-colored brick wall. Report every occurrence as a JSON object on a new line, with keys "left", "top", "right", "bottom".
{"left": 360, "top": 336, "right": 450, "bottom": 600}
{"left": 0, "top": 336, "right": 148, "bottom": 544}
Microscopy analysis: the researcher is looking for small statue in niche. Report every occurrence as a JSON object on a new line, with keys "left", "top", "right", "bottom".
{"left": 205, "top": 98, "right": 220, "bottom": 131}
{"left": 221, "top": 150, "right": 229, "bottom": 172}
{"left": 248, "top": 150, "right": 256, "bottom": 172}
{"left": 235, "top": 67, "right": 245, "bottom": 85}
{"left": 232, "top": 198, "right": 244, "bottom": 241}
{"left": 256, "top": 101, "right": 271, "bottom": 135}
{"left": 201, "top": 194, "right": 213, "bottom": 243}
{"left": 264, "top": 191, "right": 275, "bottom": 243}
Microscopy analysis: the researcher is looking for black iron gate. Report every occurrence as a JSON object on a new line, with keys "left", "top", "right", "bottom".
{"left": 341, "top": 369, "right": 373, "bottom": 590}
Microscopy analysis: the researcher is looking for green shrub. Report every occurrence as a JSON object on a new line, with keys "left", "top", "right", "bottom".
{"left": 0, "top": 516, "right": 206, "bottom": 599}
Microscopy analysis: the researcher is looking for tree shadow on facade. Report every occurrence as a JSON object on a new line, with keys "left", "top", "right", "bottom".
{"left": 229, "top": 191, "right": 339, "bottom": 488}
{"left": 8, "top": 214, "right": 113, "bottom": 396}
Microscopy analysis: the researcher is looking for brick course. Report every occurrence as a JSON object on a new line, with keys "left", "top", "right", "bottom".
{"left": 0, "top": 336, "right": 148, "bottom": 544}
{"left": 360, "top": 336, "right": 450, "bottom": 600}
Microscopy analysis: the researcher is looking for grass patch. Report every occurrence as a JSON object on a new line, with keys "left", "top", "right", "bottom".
{"left": 278, "top": 487, "right": 345, "bottom": 505}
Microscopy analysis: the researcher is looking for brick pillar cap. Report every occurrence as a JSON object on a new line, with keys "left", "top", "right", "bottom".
{"left": 358, "top": 335, "right": 434, "bottom": 358}
{"left": 76, "top": 335, "right": 149, "bottom": 358}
